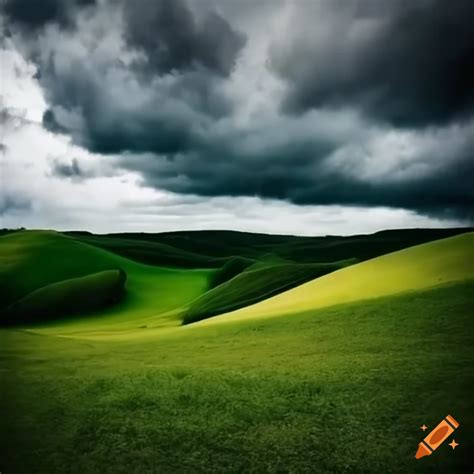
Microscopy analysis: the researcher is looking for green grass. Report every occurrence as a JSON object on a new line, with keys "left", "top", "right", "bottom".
{"left": 184, "top": 260, "right": 353, "bottom": 325}
{"left": 1, "top": 269, "right": 126, "bottom": 324}
{"left": 207, "top": 232, "right": 474, "bottom": 325}
{"left": 1, "top": 281, "right": 473, "bottom": 473}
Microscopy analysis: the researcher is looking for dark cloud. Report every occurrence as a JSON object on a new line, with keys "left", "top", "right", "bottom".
{"left": 42, "top": 109, "right": 69, "bottom": 134}
{"left": 39, "top": 60, "right": 204, "bottom": 155}
{"left": 28, "top": 1, "right": 241, "bottom": 155}
{"left": 123, "top": 0, "right": 246, "bottom": 77}
{"left": 271, "top": 0, "right": 474, "bottom": 127}
{"left": 4, "top": 0, "right": 474, "bottom": 223}
{"left": 3, "top": 0, "right": 244, "bottom": 162}
{"left": 2, "top": 0, "right": 96, "bottom": 32}
{"left": 119, "top": 120, "right": 474, "bottom": 221}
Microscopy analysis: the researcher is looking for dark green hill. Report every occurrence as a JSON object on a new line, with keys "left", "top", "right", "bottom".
{"left": 0, "top": 230, "right": 129, "bottom": 309}
{"left": 183, "top": 259, "right": 354, "bottom": 324}
{"left": 208, "top": 256, "right": 255, "bottom": 288}
{"left": 68, "top": 227, "right": 472, "bottom": 264}
{"left": 68, "top": 234, "right": 225, "bottom": 268}
{"left": 0, "top": 231, "right": 210, "bottom": 327}
{"left": 2, "top": 270, "right": 126, "bottom": 325}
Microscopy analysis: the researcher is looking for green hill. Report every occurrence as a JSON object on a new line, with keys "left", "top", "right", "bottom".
{"left": 2, "top": 270, "right": 126, "bottom": 324}
{"left": 0, "top": 230, "right": 128, "bottom": 308}
{"left": 2, "top": 229, "right": 472, "bottom": 333}
{"left": 68, "top": 233, "right": 225, "bottom": 268}
{"left": 183, "top": 260, "right": 354, "bottom": 325}
{"left": 199, "top": 232, "right": 474, "bottom": 325}
{"left": 0, "top": 231, "right": 210, "bottom": 327}
{"left": 207, "top": 256, "right": 255, "bottom": 288}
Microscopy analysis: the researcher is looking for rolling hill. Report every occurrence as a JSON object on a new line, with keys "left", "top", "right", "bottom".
{"left": 198, "top": 232, "right": 474, "bottom": 325}
{"left": 1, "top": 229, "right": 472, "bottom": 332}
{"left": 66, "top": 233, "right": 227, "bottom": 268}
{"left": 183, "top": 260, "right": 354, "bottom": 324}
{"left": 0, "top": 230, "right": 211, "bottom": 327}
{"left": 2, "top": 270, "right": 126, "bottom": 324}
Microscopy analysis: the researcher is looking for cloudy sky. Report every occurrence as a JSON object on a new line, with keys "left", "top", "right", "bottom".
{"left": 1, "top": 0, "right": 473, "bottom": 235}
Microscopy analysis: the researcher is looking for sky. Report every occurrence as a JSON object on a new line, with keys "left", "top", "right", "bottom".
{"left": 1, "top": 0, "right": 473, "bottom": 236}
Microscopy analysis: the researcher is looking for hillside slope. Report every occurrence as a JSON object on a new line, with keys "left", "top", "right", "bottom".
{"left": 183, "top": 260, "right": 353, "bottom": 324}
{"left": 2, "top": 270, "right": 126, "bottom": 324}
{"left": 199, "top": 232, "right": 474, "bottom": 325}
{"left": 0, "top": 231, "right": 210, "bottom": 327}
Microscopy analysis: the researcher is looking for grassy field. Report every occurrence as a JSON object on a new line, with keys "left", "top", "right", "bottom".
{"left": 1, "top": 282, "right": 473, "bottom": 473}
{"left": 1, "top": 229, "right": 473, "bottom": 473}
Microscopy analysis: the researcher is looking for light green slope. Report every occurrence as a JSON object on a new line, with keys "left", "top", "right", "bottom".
{"left": 0, "top": 231, "right": 211, "bottom": 330}
{"left": 196, "top": 232, "right": 474, "bottom": 325}
{"left": 183, "top": 260, "right": 354, "bottom": 324}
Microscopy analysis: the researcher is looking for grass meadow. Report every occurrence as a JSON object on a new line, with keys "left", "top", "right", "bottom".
{"left": 1, "top": 229, "right": 473, "bottom": 473}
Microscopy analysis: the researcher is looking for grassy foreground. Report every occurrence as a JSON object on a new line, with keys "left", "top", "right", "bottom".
{"left": 1, "top": 281, "right": 473, "bottom": 473}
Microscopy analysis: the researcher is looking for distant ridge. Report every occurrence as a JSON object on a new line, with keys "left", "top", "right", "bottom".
{"left": 66, "top": 227, "right": 473, "bottom": 263}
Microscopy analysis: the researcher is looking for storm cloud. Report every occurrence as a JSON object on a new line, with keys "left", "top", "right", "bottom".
{"left": 2, "top": 0, "right": 96, "bottom": 31}
{"left": 123, "top": 0, "right": 246, "bottom": 77}
{"left": 119, "top": 116, "right": 474, "bottom": 219}
{"left": 2, "top": 0, "right": 474, "bottom": 224}
{"left": 271, "top": 0, "right": 474, "bottom": 127}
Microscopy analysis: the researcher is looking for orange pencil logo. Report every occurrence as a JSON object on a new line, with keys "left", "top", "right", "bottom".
{"left": 415, "top": 415, "right": 459, "bottom": 459}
